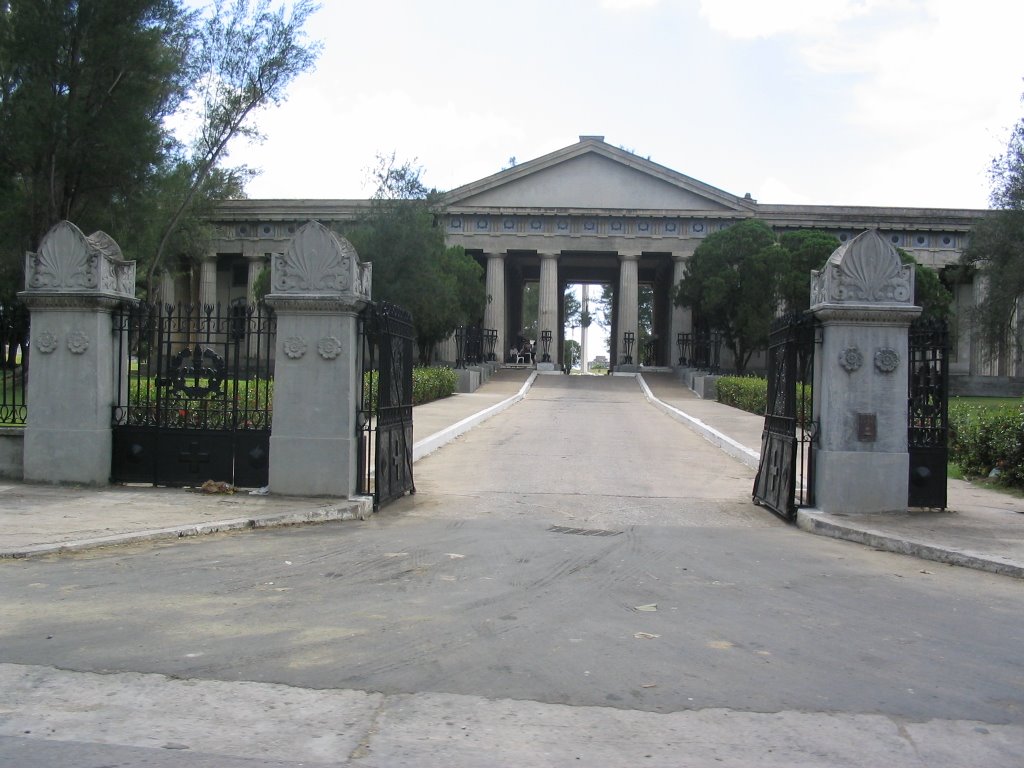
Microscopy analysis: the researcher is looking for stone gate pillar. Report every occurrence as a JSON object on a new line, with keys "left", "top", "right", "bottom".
{"left": 810, "top": 230, "right": 921, "bottom": 513}
{"left": 265, "top": 221, "right": 372, "bottom": 497}
{"left": 20, "top": 221, "right": 136, "bottom": 485}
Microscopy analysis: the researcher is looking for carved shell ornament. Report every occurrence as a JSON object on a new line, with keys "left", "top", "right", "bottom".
{"left": 273, "top": 222, "right": 355, "bottom": 293}
{"left": 839, "top": 347, "right": 863, "bottom": 373}
{"left": 26, "top": 221, "right": 99, "bottom": 290}
{"left": 812, "top": 230, "right": 915, "bottom": 308}
{"left": 874, "top": 348, "right": 900, "bottom": 373}
{"left": 831, "top": 232, "right": 912, "bottom": 303}
{"left": 283, "top": 336, "right": 307, "bottom": 359}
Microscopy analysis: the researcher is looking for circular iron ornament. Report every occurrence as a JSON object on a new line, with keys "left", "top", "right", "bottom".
{"left": 693, "top": 222, "right": 704, "bottom": 233}
{"left": 66, "top": 330, "right": 90, "bottom": 355}
{"left": 36, "top": 331, "right": 59, "bottom": 354}
{"left": 283, "top": 336, "right": 307, "bottom": 359}
{"left": 839, "top": 347, "right": 863, "bottom": 373}
{"left": 875, "top": 348, "right": 900, "bottom": 373}
{"left": 318, "top": 336, "right": 342, "bottom": 360}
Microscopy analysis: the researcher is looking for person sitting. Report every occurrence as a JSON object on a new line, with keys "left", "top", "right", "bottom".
{"left": 509, "top": 346, "right": 522, "bottom": 363}
{"left": 520, "top": 342, "right": 533, "bottom": 364}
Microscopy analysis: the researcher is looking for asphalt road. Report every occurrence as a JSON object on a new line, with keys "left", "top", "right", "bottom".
{"left": 1, "top": 376, "right": 1022, "bottom": 765}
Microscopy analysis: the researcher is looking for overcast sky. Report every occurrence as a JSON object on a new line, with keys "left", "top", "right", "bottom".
{"left": 223, "top": 0, "right": 1023, "bottom": 211}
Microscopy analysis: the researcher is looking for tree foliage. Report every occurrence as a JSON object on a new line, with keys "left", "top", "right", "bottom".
{"left": 0, "top": 0, "right": 321, "bottom": 299}
{"left": 674, "top": 220, "right": 779, "bottom": 373}
{"left": 563, "top": 339, "right": 581, "bottom": 371}
{"left": 898, "top": 248, "right": 952, "bottom": 322}
{"left": 962, "top": 99, "right": 1024, "bottom": 350}
{"left": 144, "top": 0, "right": 321, "bottom": 294}
{"left": 0, "top": 0, "right": 191, "bottom": 288}
{"left": 776, "top": 230, "right": 840, "bottom": 313}
{"left": 345, "top": 155, "right": 484, "bottom": 363}
{"left": 674, "top": 221, "right": 951, "bottom": 373}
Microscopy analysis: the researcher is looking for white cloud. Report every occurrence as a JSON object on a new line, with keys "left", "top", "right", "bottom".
{"left": 697, "top": 0, "right": 878, "bottom": 40}
{"left": 600, "top": 0, "right": 661, "bottom": 10}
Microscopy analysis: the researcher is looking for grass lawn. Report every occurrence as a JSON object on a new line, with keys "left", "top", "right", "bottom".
{"left": 951, "top": 396, "right": 1022, "bottom": 410}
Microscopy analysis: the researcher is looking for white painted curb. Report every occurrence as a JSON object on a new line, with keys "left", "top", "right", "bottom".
{"left": 413, "top": 372, "right": 538, "bottom": 462}
{"left": 637, "top": 373, "right": 761, "bottom": 469}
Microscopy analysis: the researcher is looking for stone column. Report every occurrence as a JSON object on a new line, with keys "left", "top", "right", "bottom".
{"left": 198, "top": 253, "right": 218, "bottom": 309}
{"left": 436, "top": 333, "right": 457, "bottom": 365}
{"left": 483, "top": 252, "right": 506, "bottom": 362}
{"left": 159, "top": 269, "right": 176, "bottom": 308}
{"left": 537, "top": 252, "right": 559, "bottom": 369}
{"left": 810, "top": 230, "right": 921, "bottom": 514}
{"left": 617, "top": 253, "right": 640, "bottom": 370}
{"left": 265, "top": 221, "right": 372, "bottom": 497}
{"left": 669, "top": 253, "right": 692, "bottom": 366}
{"left": 19, "top": 221, "right": 136, "bottom": 485}
{"left": 246, "top": 253, "right": 266, "bottom": 304}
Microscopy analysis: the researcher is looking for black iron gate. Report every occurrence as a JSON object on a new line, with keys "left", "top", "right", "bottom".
{"left": 752, "top": 314, "right": 817, "bottom": 521}
{"left": 358, "top": 301, "right": 415, "bottom": 508}
{"left": 908, "top": 317, "right": 949, "bottom": 508}
{"left": 111, "top": 303, "right": 275, "bottom": 487}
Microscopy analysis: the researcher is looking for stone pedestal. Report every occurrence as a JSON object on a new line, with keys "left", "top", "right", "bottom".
{"left": 811, "top": 230, "right": 921, "bottom": 514}
{"left": 20, "top": 222, "right": 136, "bottom": 485}
{"left": 266, "top": 222, "right": 371, "bottom": 497}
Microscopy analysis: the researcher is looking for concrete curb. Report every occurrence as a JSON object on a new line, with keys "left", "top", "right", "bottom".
{"left": 412, "top": 372, "right": 538, "bottom": 462}
{"left": 796, "top": 508, "right": 1024, "bottom": 579}
{"left": 637, "top": 373, "right": 761, "bottom": 470}
{"left": 2, "top": 496, "right": 373, "bottom": 560}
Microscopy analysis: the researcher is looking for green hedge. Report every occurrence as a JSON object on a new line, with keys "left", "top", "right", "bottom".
{"left": 949, "top": 400, "right": 1024, "bottom": 488}
{"left": 716, "top": 376, "right": 768, "bottom": 415}
{"left": 716, "top": 375, "right": 812, "bottom": 425}
{"left": 412, "top": 366, "right": 457, "bottom": 405}
{"left": 717, "top": 380, "right": 1024, "bottom": 490}
{"left": 362, "top": 366, "right": 458, "bottom": 410}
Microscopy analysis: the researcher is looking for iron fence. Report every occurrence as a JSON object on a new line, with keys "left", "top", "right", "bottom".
{"left": 110, "top": 302, "right": 275, "bottom": 487}
{"left": 0, "top": 302, "right": 29, "bottom": 426}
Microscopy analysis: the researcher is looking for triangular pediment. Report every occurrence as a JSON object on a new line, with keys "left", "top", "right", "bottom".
{"left": 444, "top": 138, "right": 755, "bottom": 213}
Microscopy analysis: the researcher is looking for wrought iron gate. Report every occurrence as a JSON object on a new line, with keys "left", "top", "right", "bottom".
{"left": 752, "top": 314, "right": 817, "bottom": 521}
{"left": 908, "top": 317, "right": 949, "bottom": 508}
{"left": 358, "top": 301, "right": 415, "bottom": 508}
{"left": 111, "top": 303, "right": 275, "bottom": 487}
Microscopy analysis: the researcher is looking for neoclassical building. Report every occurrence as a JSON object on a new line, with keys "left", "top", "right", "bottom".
{"left": 195, "top": 136, "right": 1001, "bottom": 385}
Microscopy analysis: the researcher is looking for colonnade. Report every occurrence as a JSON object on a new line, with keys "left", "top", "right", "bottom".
{"left": 480, "top": 249, "right": 690, "bottom": 370}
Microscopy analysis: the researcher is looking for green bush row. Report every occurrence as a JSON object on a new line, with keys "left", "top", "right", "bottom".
{"left": 717, "top": 378, "right": 1024, "bottom": 490}
{"left": 949, "top": 401, "right": 1024, "bottom": 488}
{"left": 716, "top": 376, "right": 768, "bottom": 415}
{"left": 362, "top": 366, "right": 457, "bottom": 411}
{"left": 716, "top": 375, "right": 812, "bottom": 425}
{"left": 412, "top": 366, "right": 457, "bottom": 405}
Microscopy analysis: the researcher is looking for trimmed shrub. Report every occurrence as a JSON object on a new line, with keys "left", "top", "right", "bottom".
{"left": 716, "top": 376, "right": 767, "bottom": 415}
{"left": 949, "top": 400, "right": 1024, "bottom": 488}
{"left": 412, "top": 366, "right": 457, "bottom": 405}
{"left": 716, "top": 374, "right": 813, "bottom": 426}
